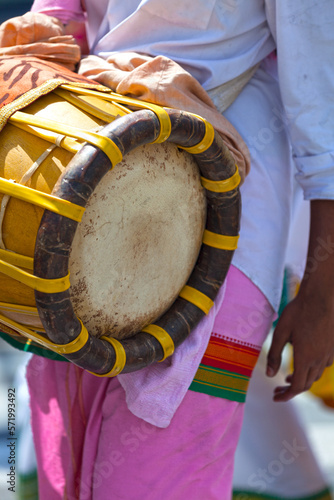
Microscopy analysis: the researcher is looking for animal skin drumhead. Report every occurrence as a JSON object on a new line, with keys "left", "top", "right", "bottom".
{"left": 69, "top": 141, "right": 206, "bottom": 340}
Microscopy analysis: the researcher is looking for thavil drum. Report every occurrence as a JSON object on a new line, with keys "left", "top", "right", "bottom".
{"left": 0, "top": 58, "right": 240, "bottom": 376}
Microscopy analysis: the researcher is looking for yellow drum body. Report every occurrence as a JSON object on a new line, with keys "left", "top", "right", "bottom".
{"left": 0, "top": 90, "right": 206, "bottom": 339}
{"left": 0, "top": 94, "right": 76, "bottom": 306}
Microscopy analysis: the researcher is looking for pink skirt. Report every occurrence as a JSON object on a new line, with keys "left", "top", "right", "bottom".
{"left": 27, "top": 266, "right": 275, "bottom": 500}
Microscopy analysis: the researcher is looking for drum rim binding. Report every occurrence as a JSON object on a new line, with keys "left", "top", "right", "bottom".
{"left": 27, "top": 104, "right": 242, "bottom": 376}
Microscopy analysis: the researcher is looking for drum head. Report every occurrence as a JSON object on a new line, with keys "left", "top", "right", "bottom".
{"left": 69, "top": 142, "right": 206, "bottom": 339}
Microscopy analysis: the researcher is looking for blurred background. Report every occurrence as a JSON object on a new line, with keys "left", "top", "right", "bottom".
{"left": 0, "top": 0, "right": 32, "bottom": 24}
{"left": 0, "top": 2, "right": 334, "bottom": 499}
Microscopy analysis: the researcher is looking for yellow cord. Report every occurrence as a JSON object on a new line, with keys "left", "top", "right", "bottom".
{"left": 141, "top": 324, "right": 175, "bottom": 361}
{"left": 9, "top": 111, "right": 123, "bottom": 169}
{"left": 201, "top": 166, "right": 241, "bottom": 192}
{"left": 59, "top": 85, "right": 172, "bottom": 144}
{"left": 178, "top": 117, "right": 215, "bottom": 154}
{"left": 89, "top": 336, "right": 126, "bottom": 377}
{"left": 0, "top": 178, "right": 85, "bottom": 222}
{"left": 202, "top": 230, "right": 239, "bottom": 250}
{"left": 0, "top": 249, "right": 34, "bottom": 270}
{"left": 0, "top": 313, "right": 89, "bottom": 354}
{"left": 179, "top": 286, "right": 214, "bottom": 315}
{"left": 0, "top": 259, "right": 70, "bottom": 293}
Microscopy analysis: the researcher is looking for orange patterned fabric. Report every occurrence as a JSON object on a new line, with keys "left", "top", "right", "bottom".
{"left": 0, "top": 55, "right": 108, "bottom": 130}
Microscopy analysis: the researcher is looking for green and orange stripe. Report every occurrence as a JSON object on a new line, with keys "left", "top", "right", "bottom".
{"left": 189, "top": 334, "right": 261, "bottom": 402}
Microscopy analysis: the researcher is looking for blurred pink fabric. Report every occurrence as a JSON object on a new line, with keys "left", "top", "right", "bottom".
{"left": 31, "top": 0, "right": 85, "bottom": 24}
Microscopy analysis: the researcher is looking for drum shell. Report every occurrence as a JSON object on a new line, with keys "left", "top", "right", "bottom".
{"left": 0, "top": 93, "right": 103, "bottom": 306}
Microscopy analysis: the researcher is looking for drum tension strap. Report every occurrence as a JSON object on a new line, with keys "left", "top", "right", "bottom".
{"left": 0, "top": 312, "right": 89, "bottom": 355}
{"left": 0, "top": 307, "right": 126, "bottom": 377}
{"left": 0, "top": 259, "right": 70, "bottom": 293}
{"left": 179, "top": 286, "right": 214, "bottom": 315}
{"left": 60, "top": 85, "right": 172, "bottom": 145}
{"left": 90, "top": 336, "right": 127, "bottom": 377}
{"left": 0, "top": 176, "right": 82, "bottom": 293}
{"left": 201, "top": 165, "right": 241, "bottom": 192}
{"left": 0, "top": 249, "right": 34, "bottom": 270}
{"left": 0, "top": 177, "right": 85, "bottom": 222}
{"left": 9, "top": 111, "right": 123, "bottom": 169}
{"left": 50, "top": 86, "right": 217, "bottom": 155}
{"left": 202, "top": 231, "right": 239, "bottom": 250}
{"left": 178, "top": 117, "right": 215, "bottom": 155}
{"left": 141, "top": 324, "right": 175, "bottom": 361}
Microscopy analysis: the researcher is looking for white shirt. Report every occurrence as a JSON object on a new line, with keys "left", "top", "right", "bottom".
{"left": 85, "top": 0, "right": 275, "bottom": 90}
{"left": 31, "top": 0, "right": 334, "bottom": 309}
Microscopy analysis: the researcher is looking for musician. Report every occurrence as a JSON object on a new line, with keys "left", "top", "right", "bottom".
{"left": 3, "top": 1, "right": 333, "bottom": 498}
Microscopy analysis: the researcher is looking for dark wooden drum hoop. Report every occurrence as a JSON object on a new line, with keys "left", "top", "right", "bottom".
{"left": 34, "top": 107, "right": 241, "bottom": 375}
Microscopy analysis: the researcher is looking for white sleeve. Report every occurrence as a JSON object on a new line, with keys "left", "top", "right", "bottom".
{"left": 265, "top": 0, "right": 334, "bottom": 200}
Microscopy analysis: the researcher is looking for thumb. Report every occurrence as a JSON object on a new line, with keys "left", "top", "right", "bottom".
{"left": 266, "top": 311, "right": 291, "bottom": 377}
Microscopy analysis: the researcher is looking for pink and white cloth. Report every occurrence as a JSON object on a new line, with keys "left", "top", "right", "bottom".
{"left": 27, "top": 266, "right": 275, "bottom": 499}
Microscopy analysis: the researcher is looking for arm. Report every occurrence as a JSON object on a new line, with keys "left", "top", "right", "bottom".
{"left": 267, "top": 199, "right": 334, "bottom": 401}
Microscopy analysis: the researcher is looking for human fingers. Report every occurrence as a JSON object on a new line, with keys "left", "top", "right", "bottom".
{"left": 273, "top": 360, "right": 309, "bottom": 402}
{"left": 266, "top": 311, "right": 291, "bottom": 377}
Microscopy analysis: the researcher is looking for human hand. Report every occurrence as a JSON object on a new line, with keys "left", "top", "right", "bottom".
{"left": 266, "top": 287, "right": 334, "bottom": 401}
{"left": 266, "top": 199, "right": 334, "bottom": 401}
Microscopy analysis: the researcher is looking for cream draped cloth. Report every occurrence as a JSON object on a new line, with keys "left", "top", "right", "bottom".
{"left": 0, "top": 12, "right": 250, "bottom": 180}
{"left": 79, "top": 52, "right": 251, "bottom": 180}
